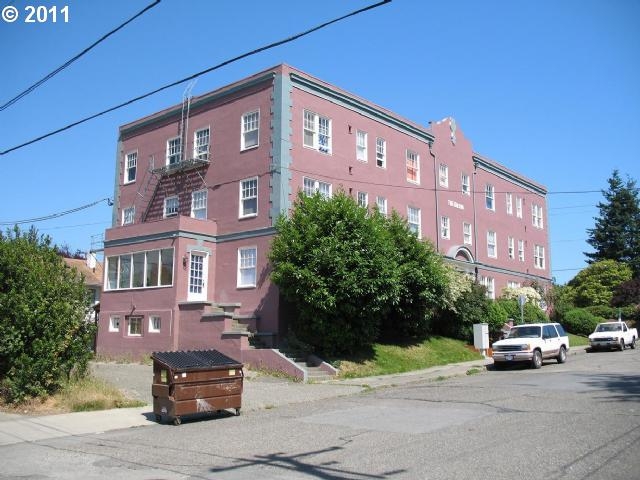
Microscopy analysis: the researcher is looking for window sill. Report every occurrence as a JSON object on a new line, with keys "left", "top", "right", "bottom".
{"left": 237, "top": 285, "right": 256, "bottom": 290}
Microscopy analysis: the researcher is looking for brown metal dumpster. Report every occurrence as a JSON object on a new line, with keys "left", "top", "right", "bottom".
{"left": 151, "top": 349, "right": 243, "bottom": 425}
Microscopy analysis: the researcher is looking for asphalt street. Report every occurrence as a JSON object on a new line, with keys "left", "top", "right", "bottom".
{"left": 1, "top": 347, "right": 639, "bottom": 479}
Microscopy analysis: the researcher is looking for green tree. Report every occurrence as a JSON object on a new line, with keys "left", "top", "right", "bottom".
{"left": 0, "top": 227, "right": 95, "bottom": 403}
{"left": 586, "top": 170, "right": 640, "bottom": 276}
{"left": 568, "top": 259, "right": 632, "bottom": 307}
{"left": 269, "top": 191, "right": 399, "bottom": 356}
{"left": 433, "top": 281, "right": 490, "bottom": 342}
{"left": 380, "top": 212, "right": 449, "bottom": 340}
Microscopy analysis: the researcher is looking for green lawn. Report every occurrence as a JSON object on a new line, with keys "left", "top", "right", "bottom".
{"left": 336, "top": 337, "right": 483, "bottom": 378}
{"left": 569, "top": 333, "right": 590, "bottom": 347}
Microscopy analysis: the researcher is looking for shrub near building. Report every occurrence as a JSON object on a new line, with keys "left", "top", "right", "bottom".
{"left": 0, "top": 227, "right": 95, "bottom": 403}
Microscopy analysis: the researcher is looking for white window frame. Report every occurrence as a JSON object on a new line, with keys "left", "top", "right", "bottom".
{"left": 407, "top": 206, "right": 421, "bottom": 238}
{"left": 149, "top": 315, "right": 161, "bottom": 333}
{"left": 518, "top": 239, "right": 525, "bottom": 262}
{"left": 356, "top": 130, "right": 367, "bottom": 162}
{"left": 237, "top": 246, "right": 257, "bottom": 288}
{"left": 376, "top": 137, "right": 386, "bottom": 168}
{"left": 164, "top": 195, "right": 179, "bottom": 218}
{"left": 507, "top": 281, "right": 521, "bottom": 289}
{"left": 166, "top": 137, "right": 182, "bottom": 165}
{"left": 127, "top": 315, "right": 143, "bottom": 337}
{"left": 461, "top": 173, "right": 470, "bottom": 196}
{"left": 109, "top": 315, "right": 120, "bottom": 332}
{"left": 506, "top": 193, "right": 513, "bottom": 215}
{"left": 193, "top": 127, "right": 210, "bottom": 160}
{"left": 485, "top": 184, "right": 495, "bottom": 211}
{"left": 357, "top": 191, "right": 368, "bottom": 208}
{"left": 191, "top": 189, "right": 207, "bottom": 220}
{"left": 440, "top": 216, "right": 450, "bottom": 239}
{"left": 303, "top": 110, "right": 331, "bottom": 154}
{"left": 241, "top": 110, "right": 260, "bottom": 150}
{"left": 439, "top": 164, "right": 449, "bottom": 188}
{"left": 516, "top": 196, "right": 523, "bottom": 218}
{"left": 406, "top": 149, "right": 420, "bottom": 184}
{"left": 239, "top": 177, "right": 258, "bottom": 218}
{"left": 532, "top": 204, "right": 544, "bottom": 229}
{"left": 463, "top": 222, "right": 472, "bottom": 245}
{"left": 124, "top": 151, "right": 137, "bottom": 184}
{"left": 481, "top": 276, "right": 495, "bottom": 299}
{"left": 508, "top": 236, "right": 515, "bottom": 259}
{"left": 376, "top": 196, "right": 387, "bottom": 216}
{"left": 303, "top": 177, "right": 332, "bottom": 199}
{"left": 534, "top": 245, "right": 546, "bottom": 269}
{"left": 122, "top": 206, "right": 135, "bottom": 225}
{"left": 106, "top": 248, "right": 174, "bottom": 291}
{"left": 487, "top": 230, "right": 497, "bottom": 258}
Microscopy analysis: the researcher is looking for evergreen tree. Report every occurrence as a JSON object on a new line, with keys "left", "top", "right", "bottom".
{"left": 585, "top": 170, "right": 640, "bottom": 277}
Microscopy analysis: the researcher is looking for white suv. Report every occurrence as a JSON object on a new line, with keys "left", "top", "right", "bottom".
{"left": 492, "top": 323, "right": 570, "bottom": 369}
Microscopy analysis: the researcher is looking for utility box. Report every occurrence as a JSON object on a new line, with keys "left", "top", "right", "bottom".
{"left": 473, "top": 323, "right": 490, "bottom": 355}
{"left": 151, "top": 349, "right": 244, "bottom": 425}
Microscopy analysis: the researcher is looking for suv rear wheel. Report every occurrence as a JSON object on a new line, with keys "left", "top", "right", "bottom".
{"left": 531, "top": 350, "right": 543, "bottom": 369}
{"left": 556, "top": 346, "right": 567, "bottom": 364}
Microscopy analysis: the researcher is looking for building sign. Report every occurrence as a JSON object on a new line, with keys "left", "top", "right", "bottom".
{"left": 448, "top": 199, "right": 465, "bottom": 210}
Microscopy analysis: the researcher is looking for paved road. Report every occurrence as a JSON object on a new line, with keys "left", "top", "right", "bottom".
{"left": 2, "top": 349, "right": 639, "bottom": 479}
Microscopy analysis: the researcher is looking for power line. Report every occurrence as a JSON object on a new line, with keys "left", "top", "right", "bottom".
{"left": 0, "top": 0, "right": 161, "bottom": 112}
{"left": 0, "top": 197, "right": 111, "bottom": 225}
{"left": 0, "top": 0, "right": 392, "bottom": 156}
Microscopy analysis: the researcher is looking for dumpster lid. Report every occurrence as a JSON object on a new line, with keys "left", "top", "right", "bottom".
{"left": 151, "top": 349, "right": 242, "bottom": 371}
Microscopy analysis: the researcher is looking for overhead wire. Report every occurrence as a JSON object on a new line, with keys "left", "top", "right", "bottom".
{"left": 0, "top": 0, "right": 161, "bottom": 112}
{"left": 0, "top": 0, "right": 392, "bottom": 156}
{"left": 0, "top": 197, "right": 111, "bottom": 225}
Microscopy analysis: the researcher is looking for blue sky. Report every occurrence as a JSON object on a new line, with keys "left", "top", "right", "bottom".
{"left": 1, "top": 0, "right": 638, "bottom": 285}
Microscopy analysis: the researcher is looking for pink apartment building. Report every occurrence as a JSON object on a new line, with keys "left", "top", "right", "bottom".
{"left": 97, "top": 64, "right": 550, "bottom": 367}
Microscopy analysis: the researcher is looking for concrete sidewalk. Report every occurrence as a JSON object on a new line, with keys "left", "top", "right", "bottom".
{"left": 0, "top": 357, "right": 495, "bottom": 446}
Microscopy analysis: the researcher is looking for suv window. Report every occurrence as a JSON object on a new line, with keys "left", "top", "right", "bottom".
{"left": 543, "top": 325, "right": 558, "bottom": 339}
{"left": 554, "top": 324, "right": 567, "bottom": 337}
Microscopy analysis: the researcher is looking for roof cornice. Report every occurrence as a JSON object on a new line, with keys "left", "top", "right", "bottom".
{"left": 473, "top": 154, "right": 547, "bottom": 196}
{"left": 119, "top": 72, "right": 276, "bottom": 138}
{"left": 290, "top": 72, "right": 434, "bottom": 144}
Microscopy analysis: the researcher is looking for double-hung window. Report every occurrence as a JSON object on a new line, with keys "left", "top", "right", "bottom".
{"left": 463, "top": 222, "right": 472, "bottom": 245}
{"left": 439, "top": 164, "right": 449, "bottom": 188}
{"left": 241, "top": 110, "right": 259, "bottom": 150}
{"left": 194, "top": 127, "right": 210, "bottom": 160}
{"left": 166, "top": 137, "right": 182, "bottom": 165}
{"left": 516, "top": 197, "right": 523, "bottom": 218}
{"left": 461, "top": 173, "right": 470, "bottom": 195}
{"left": 406, "top": 150, "right": 419, "bottom": 183}
{"left": 508, "top": 236, "right": 515, "bottom": 259}
{"left": 303, "top": 177, "right": 331, "bottom": 199}
{"left": 303, "top": 110, "right": 331, "bottom": 154}
{"left": 376, "top": 196, "right": 387, "bottom": 216}
{"left": 149, "top": 316, "right": 161, "bottom": 333}
{"left": 123, "top": 206, "right": 135, "bottom": 225}
{"left": 376, "top": 137, "right": 386, "bottom": 168}
{"left": 238, "top": 247, "right": 257, "bottom": 288}
{"left": 481, "top": 276, "right": 495, "bottom": 299}
{"left": 485, "top": 184, "right": 495, "bottom": 210}
{"left": 487, "top": 230, "right": 497, "bottom": 258}
{"left": 534, "top": 245, "right": 545, "bottom": 269}
{"left": 506, "top": 193, "right": 513, "bottom": 215}
{"left": 440, "top": 216, "right": 450, "bottom": 239}
{"left": 518, "top": 239, "right": 525, "bottom": 262}
{"left": 532, "top": 204, "right": 544, "bottom": 228}
{"left": 191, "top": 190, "right": 207, "bottom": 219}
{"left": 357, "top": 191, "right": 368, "bottom": 208}
{"left": 240, "top": 177, "right": 258, "bottom": 218}
{"left": 164, "top": 196, "right": 179, "bottom": 218}
{"left": 356, "top": 130, "right": 367, "bottom": 162}
{"left": 407, "top": 206, "right": 421, "bottom": 238}
{"left": 125, "top": 151, "right": 137, "bottom": 184}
